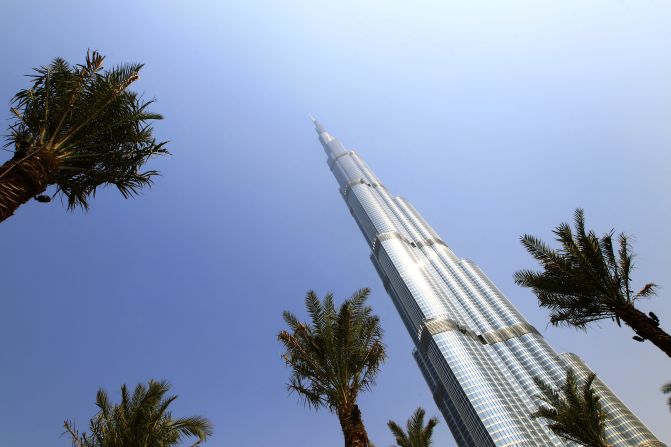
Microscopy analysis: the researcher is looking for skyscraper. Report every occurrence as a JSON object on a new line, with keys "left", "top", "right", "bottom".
{"left": 314, "top": 119, "right": 665, "bottom": 447}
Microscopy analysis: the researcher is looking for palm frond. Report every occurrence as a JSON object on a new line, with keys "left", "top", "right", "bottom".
{"left": 617, "top": 233, "right": 633, "bottom": 303}
{"left": 387, "top": 419, "right": 410, "bottom": 447}
{"left": 634, "top": 283, "right": 657, "bottom": 300}
{"left": 170, "top": 416, "right": 213, "bottom": 442}
{"left": 306, "top": 290, "right": 325, "bottom": 328}
{"left": 662, "top": 381, "right": 671, "bottom": 412}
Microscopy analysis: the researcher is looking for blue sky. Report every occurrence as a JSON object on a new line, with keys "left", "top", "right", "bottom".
{"left": 1, "top": 1, "right": 670, "bottom": 446}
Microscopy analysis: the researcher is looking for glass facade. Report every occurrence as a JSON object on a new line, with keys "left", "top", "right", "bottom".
{"left": 314, "top": 120, "right": 666, "bottom": 447}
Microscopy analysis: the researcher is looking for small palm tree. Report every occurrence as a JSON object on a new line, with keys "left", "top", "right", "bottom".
{"left": 0, "top": 50, "right": 167, "bottom": 222}
{"left": 64, "top": 380, "right": 212, "bottom": 447}
{"left": 278, "top": 288, "right": 386, "bottom": 447}
{"left": 662, "top": 382, "right": 671, "bottom": 412}
{"left": 533, "top": 370, "right": 609, "bottom": 447}
{"left": 515, "top": 208, "right": 671, "bottom": 357}
{"left": 387, "top": 407, "right": 439, "bottom": 447}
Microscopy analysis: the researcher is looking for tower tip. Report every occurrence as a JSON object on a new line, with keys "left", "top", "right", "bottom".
{"left": 310, "top": 114, "right": 325, "bottom": 133}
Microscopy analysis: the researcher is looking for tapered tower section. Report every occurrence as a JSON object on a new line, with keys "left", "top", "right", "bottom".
{"left": 314, "top": 119, "right": 665, "bottom": 447}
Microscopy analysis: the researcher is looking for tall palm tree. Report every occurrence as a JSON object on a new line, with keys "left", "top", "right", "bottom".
{"left": 64, "top": 380, "right": 212, "bottom": 447}
{"left": 532, "top": 369, "right": 609, "bottom": 447}
{"left": 515, "top": 208, "right": 670, "bottom": 357}
{"left": 278, "top": 288, "right": 386, "bottom": 447}
{"left": 387, "top": 407, "right": 439, "bottom": 447}
{"left": 0, "top": 50, "right": 167, "bottom": 222}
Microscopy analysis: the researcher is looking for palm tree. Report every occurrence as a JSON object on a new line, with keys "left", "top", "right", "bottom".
{"left": 64, "top": 379, "right": 212, "bottom": 447}
{"left": 0, "top": 50, "right": 167, "bottom": 222}
{"left": 387, "top": 407, "right": 439, "bottom": 447}
{"left": 662, "top": 382, "right": 671, "bottom": 412}
{"left": 278, "top": 288, "right": 386, "bottom": 447}
{"left": 533, "top": 369, "right": 609, "bottom": 447}
{"left": 515, "top": 208, "right": 671, "bottom": 357}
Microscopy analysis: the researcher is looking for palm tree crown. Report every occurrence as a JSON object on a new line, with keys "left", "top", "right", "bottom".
{"left": 278, "top": 288, "right": 386, "bottom": 447}
{"left": 387, "top": 407, "right": 439, "bottom": 447}
{"left": 515, "top": 208, "right": 671, "bottom": 357}
{"left": 65, "top": 380, "right": 212, "bottom": 447}
{"left": 532, "top": 369, "right": 609, "bottom": 447}
{"left": 0, "top": 50, "right": 167, "bottom": 221}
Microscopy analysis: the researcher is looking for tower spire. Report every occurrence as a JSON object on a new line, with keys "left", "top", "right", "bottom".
{"left": 312, "top": 117, "right": 345, "bottom": 156}
{"left": 310, "top": 114, "right": 325, "bottom": 134}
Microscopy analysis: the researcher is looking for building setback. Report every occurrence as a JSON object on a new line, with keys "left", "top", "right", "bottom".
{"left": 314, "top": 119, "right": 665, "bottom": 447}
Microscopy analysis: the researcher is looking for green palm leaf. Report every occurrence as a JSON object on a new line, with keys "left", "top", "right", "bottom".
{"left": 662, "top": 382, "right": 671, "bottom": 412}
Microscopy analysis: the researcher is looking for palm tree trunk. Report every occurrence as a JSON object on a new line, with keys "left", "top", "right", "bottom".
{"left": 618, "top": 306, "right": 671, "bottom": 357}
{"left": 0, "top": 148, "right": 57, "bottom": 222}
{"left": 338, "top": 403, "right": 371, "bottom": 447}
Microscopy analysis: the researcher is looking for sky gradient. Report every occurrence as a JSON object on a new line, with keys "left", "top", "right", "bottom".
{"left": 1, "top": 1, "right": 670, "bottom": 446}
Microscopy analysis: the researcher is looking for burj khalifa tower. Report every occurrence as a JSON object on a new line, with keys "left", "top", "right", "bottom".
{"left": 313, "top": 119, "right": 664, "bottom": 447}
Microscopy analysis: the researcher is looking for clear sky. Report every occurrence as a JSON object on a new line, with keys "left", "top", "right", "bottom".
{"left": 1, "top": 1, "right": 670, "bottom": 446}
